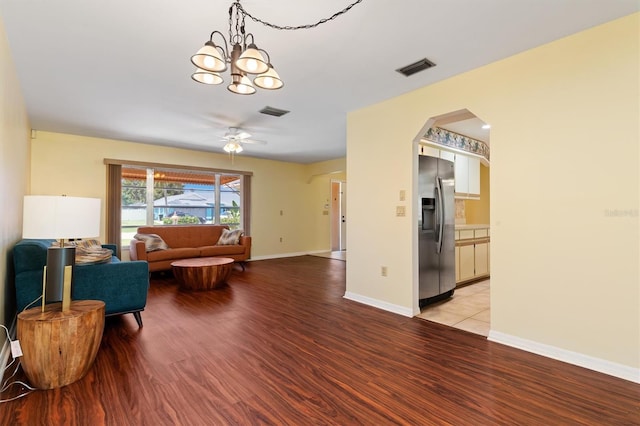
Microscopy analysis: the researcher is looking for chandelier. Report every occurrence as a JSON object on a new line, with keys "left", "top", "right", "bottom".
{"left": 191, "top": 0, "right": 365, "bottom": 95}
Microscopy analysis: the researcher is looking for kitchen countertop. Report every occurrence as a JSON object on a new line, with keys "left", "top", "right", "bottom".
{"left": 455, "top": 224, "right": 490, "bottom": 230}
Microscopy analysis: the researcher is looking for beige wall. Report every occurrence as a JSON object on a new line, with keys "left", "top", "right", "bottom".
{"left": 0, "top": 16, "right": 31, "bottom": 328}
{"left": 464, "top": 164, "right": 490, "bottom": 224}
{"left": 29, "top": 131, "right": 344, "bottom": 258}
{"left": 347, "top": 13, "right": 639, "bottom": 373}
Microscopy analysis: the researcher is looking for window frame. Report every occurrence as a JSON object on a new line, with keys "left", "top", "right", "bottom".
{"left": 105, "top": 159, "right": 252, "bottom": 250}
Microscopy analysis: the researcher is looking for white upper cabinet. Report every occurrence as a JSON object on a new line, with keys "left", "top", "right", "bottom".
{"left": 455, "top": 154, "right": 469, "bottom": 194}
{"left": 467, "top": 156, "right": 480, "bottom": 195}
{"left": 419, "top": 146, "right": 481, "bottom": 199}
{"left": 454, "top": 154, "right": 480, "bottom": 199}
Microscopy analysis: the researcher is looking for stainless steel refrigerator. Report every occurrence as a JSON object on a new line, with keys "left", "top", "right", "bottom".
{"left": 418, "top": 155, "right": 456, "bottom": 307}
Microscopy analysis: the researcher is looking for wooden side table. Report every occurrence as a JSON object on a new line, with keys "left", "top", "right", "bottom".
{"left": 17, "top": 300, "right": 105, "bottom": 389}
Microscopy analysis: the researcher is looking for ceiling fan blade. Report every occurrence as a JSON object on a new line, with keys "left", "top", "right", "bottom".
{"left": 241, "top": 139, "right": 267, "bottom": 145}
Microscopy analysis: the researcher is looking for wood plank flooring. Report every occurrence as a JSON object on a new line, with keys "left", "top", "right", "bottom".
{"left": 1, "top": 256, "right": 639, "bottom": 425}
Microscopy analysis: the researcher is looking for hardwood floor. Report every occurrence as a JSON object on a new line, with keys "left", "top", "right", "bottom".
{"left": 2, "top": 256, "right": 638, "bottom": 425}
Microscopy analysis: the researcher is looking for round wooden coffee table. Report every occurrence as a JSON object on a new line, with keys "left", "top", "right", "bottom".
{"left": 171, "top": 257, "right": 235, "bottom": 290}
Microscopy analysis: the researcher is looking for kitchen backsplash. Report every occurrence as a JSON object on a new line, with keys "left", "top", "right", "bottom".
{"left": 455, "top": 199, "right": 466, "bottom": 224}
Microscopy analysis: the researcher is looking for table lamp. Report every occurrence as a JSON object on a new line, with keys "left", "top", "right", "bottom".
{"left": 22, "top": 195, "right": 101, "bottom": 312}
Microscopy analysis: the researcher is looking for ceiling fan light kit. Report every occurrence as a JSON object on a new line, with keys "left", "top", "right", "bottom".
{"left": 190, "top": 0, "right": 364, "bottom": 96}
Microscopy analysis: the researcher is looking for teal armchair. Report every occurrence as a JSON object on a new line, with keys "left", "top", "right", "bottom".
{"left": 13, "top": 239, "right": 149, "bottom": 327}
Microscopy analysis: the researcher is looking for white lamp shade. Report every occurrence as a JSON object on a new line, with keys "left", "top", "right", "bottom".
{"left": 191, "top": 42, "right": 227, "bottom": 72}
{"left": 254, "top": 65, "right": 283, "bottom": 90}
{"left": 227, "top": 75, "right": 256, "bottom": 95}
{"left": 191, "top": 68, "right": 224, "bottom": 85}
{"left": 23, "top": 196, "right": 101, "bottom": 240}
{"left": 236, "top": 45, "right": 269, "bottom": 74}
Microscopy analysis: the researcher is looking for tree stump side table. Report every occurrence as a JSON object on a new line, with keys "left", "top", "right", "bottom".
{"left": 171, "top": 257, "right": 235, "bottom": 290}
{"left": 17, "top": 300, "right": 105, "bottom": 389}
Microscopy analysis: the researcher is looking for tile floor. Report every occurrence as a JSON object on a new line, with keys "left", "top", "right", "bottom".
{"left": 416, "top": 279, "right": 490, "bottom": 337}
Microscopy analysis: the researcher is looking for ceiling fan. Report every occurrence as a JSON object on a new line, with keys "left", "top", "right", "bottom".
{"left": 220, "top": 127, "right": 266, "bottom": 154}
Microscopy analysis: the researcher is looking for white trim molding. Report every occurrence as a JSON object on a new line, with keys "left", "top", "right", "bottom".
{"left": 0, "top": 319, "right": 17, "bottom": 386}
{"left": 488, "top": 330, "right": 640, "bottom": 384}
{"left": 343, "top": 292, "right": 413, "bottom": 317}
{"left": 249, "top": 251, "right": 325, "bottom": 261}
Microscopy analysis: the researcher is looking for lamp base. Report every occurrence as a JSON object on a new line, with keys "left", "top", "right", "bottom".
{"left": 45, "top": 247, "right": 75, "bottom": 307}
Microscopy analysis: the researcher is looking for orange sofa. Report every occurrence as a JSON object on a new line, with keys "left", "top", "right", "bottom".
{"left": 129, "top": 225, "right": 251, "bottom": 272}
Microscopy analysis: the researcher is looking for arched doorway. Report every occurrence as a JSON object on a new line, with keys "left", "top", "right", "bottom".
{"left": 414, "top": 109, "right": 491, "bottom": 336}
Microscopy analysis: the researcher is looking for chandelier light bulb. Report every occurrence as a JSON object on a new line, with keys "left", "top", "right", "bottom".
{"left": 204, "top": 56, "right": 215, "bottom": 69}
{"left": 246, "top": 59, "right": 258, "bottom": 72}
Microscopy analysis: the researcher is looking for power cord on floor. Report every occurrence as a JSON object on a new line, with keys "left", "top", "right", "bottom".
{"left": 0, "top": 324, "right": 36, "bottom": 403}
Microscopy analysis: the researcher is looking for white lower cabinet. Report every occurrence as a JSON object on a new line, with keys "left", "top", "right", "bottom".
{"left": 459, "top": 245, "right": 476, "bottom": 282}
{"left": 455, "top": 227, "right": 490, "bottom": 284}
{"left": 474, "top": 242, "right": 489, "bottom": 277}
{"left": 455, "top": 247, "right": 460, "bottom": 282}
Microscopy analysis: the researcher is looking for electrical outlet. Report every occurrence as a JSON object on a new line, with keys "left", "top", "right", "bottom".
{"left": 396, "top": 206, "right": 406, "bottom": 217}
{"left": 11, "top": 340, "right": 23, "bottom": 358}
{"left": 381, "top": 266, "right": 388, "bottom": 277}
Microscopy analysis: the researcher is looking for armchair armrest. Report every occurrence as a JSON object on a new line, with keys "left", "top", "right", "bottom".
{"left": 129, "top": 239, "right": 147, "bottom": 261}
{"left": 73, "top": 260, "right": 149, "bottom": 315}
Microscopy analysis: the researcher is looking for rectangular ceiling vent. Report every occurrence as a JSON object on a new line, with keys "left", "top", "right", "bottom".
{"left": 396, "top": 58, "right": 436, "bottom": 77}
{"left": 259, "top": 106, "right": 290, "bottom": 117}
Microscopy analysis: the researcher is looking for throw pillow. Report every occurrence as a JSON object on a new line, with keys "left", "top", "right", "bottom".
{"left": 53, "top": 239, "right": 112, "bottom": 264}
{"left": 134, "top": 233, "right": 170, "bottom": 252}
{"left": 216, "top": 229, "right": 244, "bottom": 245}
{"left": 73, "top": 239, "right": 102, "bottom": 249}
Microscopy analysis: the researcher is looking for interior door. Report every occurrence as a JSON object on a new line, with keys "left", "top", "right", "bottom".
{"left": 331, "top": 181, "right": 340, "bottom": 251}
{"left": 340, "top": 182, "right": 347, "bottom": 251}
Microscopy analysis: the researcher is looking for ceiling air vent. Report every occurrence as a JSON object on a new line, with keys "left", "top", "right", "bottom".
{"left": 259, "top": 106, "right": 290, "bottom": 117}
{"left": 396, "top": 58, "right": 436, "bottom": 77}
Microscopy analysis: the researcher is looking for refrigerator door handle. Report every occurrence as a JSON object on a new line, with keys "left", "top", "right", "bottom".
{"left": 435, "top": 177, "right": 444, "bottom": 254}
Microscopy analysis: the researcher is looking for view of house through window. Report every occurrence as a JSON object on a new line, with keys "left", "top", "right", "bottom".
{"left": 121, "top": 166, "right": 243, "bottom": 247}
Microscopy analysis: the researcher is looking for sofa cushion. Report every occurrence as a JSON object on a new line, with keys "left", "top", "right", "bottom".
{"left": 199, "top": 245, "right": 245, "bottom": 257}
{"left": 217, "top": 229, "right": 244, "bottom": 245}
{"left": 134, "top": 233, "right": 170, "bottom": 252}
{"left": 147, "top": 247, "right": 200, "bottom": 262}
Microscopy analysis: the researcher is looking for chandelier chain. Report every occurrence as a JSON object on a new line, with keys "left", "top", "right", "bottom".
{"left": 236, "top": 0, "right": 364, "bottom": 31}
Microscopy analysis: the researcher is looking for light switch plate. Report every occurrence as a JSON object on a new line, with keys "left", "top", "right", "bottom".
{"left": 399, "top": 190, "right": 406, "bottom": 201}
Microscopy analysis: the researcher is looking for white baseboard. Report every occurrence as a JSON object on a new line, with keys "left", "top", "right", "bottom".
{"left": 343, "top": 292, "right": 413, "bottom": 317}
{"left": 488, "top": 330, "right": 640, "bottom": 384}
{"left": 249, "top": 250, "right": 327, "bottom": 261}
{"left": 0, "top": 319, "right": 17, "bottom": 386}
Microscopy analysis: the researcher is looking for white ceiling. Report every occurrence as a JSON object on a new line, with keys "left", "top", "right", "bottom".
{"left": 1, "top": 1, "right": 637, "bottom": 163}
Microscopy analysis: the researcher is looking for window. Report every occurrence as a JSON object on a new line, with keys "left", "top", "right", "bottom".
{"left": 106, "top": 160, "right": 251, "bottom": 250}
